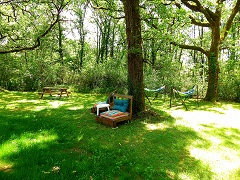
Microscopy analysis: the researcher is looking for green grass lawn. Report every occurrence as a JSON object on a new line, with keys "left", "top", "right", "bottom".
{"left": 0, "top": 91, "right": 240, "bottom": 180}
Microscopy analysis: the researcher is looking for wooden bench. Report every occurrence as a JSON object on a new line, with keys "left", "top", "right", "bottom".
{"left": 95, "top": 94, "right": 133, "bottom": 128}
{"left": 39, "top": 87, "right": 70, "bottom": 99}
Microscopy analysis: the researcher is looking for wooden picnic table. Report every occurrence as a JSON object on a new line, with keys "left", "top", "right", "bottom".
{"left": 39, "top": 87, "right": 70, "bottom": 99}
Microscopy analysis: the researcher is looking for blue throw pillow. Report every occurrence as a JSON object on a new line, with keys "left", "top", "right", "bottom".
{"left": 114, "top": 99, "right": 123, "bottom": 105}
{"left": 122, "top": 99, "right": 129, "bottom": 106}
{"left": 113, "top": 105, "right": 127, "bottom": 112}
{"left": 113, "top": 99, "right": 129, "bottom": 112}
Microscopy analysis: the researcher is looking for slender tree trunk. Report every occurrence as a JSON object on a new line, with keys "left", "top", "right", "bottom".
{"left": 96, "top": 27, "right": 100, "bottom": 63}
{"left": 122, "top": 0, "right": 145, "bottom": 114}
{"left": 100, "top": 25, "right": 106, "bottom": 62}
{"left": 104, "top": 19, "right": 111, "bottom": 59}
{"left": 110, "top": 22, "right": 116, "bottom": 58}
{"left": 151, "top": 39, "right": 156, "bottom": 66}
{"left": 57, "top": 14, "right": 64, "bottom": 65}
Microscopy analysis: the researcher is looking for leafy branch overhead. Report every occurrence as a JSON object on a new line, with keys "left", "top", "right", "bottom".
{"left": 169, "top": 0, "right": 240, "bottom": 54}
{"left": 90, "top": 1, "right": 125, "bottom": 19}
{"left": 0, "top": 0, "right": 70, "bottom": 54}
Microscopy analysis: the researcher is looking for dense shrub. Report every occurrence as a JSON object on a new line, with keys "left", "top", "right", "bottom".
{"left": 76, "top": 60, "right": 128, "bottom": 94}
{"left": 219, "top": 60, "right": 240, "bottom": 102}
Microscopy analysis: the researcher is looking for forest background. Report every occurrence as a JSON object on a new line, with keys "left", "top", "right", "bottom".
{"left": 0, "top": 0, "right": 239, "bottom": 103}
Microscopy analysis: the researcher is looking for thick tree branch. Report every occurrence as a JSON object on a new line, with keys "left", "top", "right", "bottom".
{"left": 220, "top": 0, "right": 240, "bottom": 43}
{"left": 90, "top": 2, "right": 124, "bottom": 19}
{"left": 181, "top": 0, "right": 201, "bottom": 12}
{"left": 189, "top": 15, "right": 210, "bottom": 27}
{"left": 90, "top": 1, "right": 123, "bottom": 12}
{"left": 171, "top": 41, "right": 208, "bottom": 56}
{"left": 0, "top": 0, "right": 30, "bottom": 5}
{"left": 0, "top": 17, "right": 59, "bottom": 54}
{"left": 181, "top": 0, "right": 215, "bottom": 24}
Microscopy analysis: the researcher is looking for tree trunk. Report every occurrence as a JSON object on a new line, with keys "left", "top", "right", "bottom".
{"left": 57, "top": 14, "right": 64, "bottom": 65}
{"left": 205, "top": 24, "right": 221, "bottom": 102}
{"left": 122, "top": 0, "right": 145, "bottom": 114}
{"left": 205, "top": 51, "right": 220, "bottom": 102}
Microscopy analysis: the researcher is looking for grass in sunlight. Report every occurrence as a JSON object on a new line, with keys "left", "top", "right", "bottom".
{"left": 0, "top": 91, "right": 240, "bottom": 179}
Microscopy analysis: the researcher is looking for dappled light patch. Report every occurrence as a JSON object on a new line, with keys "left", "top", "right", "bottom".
{"left": 143, "top": 122, "right": 169, "bottom": 131}
{"left": 170, "top": 109, "right": 240, "bottom": 130}
{"left": 0, "top": 131, "right": 58, "bottom": 156}
{"left": 3, "top": 103, "right": 19, "bottom": 111}
{"left": 16, "top": 99, "right": 39, "bottom": 103}
{"left": 0, "top": 131, "right": 58, "bottom": 174}
{"left": 68, "top": 105, "right": 84, "bottom": 110}
{"left": 189, "top": 146, "right": 240, "bottom": 179}
{"left": 0, "top": 163, "right": 13, "bottom": 173}
{"left": 48, "top": 101, "right": 67, "bottom": 108}
{"left": 0, "top": 92, "right": 95, "bottom": 113}
{"left": 166, "top": 104, "right": 240, "bottom": 179}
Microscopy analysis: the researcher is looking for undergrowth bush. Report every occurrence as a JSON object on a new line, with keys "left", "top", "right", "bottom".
{"left": 76, "top": 61, "right": 128, "bottom": 94}
{"left": 219, "top": 60, "right": 240, "bottom": 102}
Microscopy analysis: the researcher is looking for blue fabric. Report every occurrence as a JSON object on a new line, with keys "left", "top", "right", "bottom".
{"left": 183, "top": 89, "right": 194, "bottom": 96}
{"left": 122, "top": 99, "right": 129, "bottom": 106}
{"left": 144, "top": 85, "right": 165, "bottom": 92}
{"left": 101, "top": 110, "right": 122, "bottom": 116}
{"left": 114, "top": 99, "right": 123, "bottom": 105}
{"left": 113, "top": 99, "right": 129, "bottom": 112}
{"left": 113, "top": 105, "right": 127, "bottom": 112}
{"left": 178, "top": 88, "right": 194, "bottom": 97}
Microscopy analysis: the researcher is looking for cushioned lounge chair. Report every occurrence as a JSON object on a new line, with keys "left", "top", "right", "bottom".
{"left": 95, "top": 93, "right": 133, "bottom": 128}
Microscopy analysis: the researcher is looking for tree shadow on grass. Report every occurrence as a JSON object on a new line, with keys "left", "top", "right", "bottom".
{"left": 119, "top": 107, "right": 213, "bottom": 179}
{"left": 0, "top": 92, "right": 215, "bottom": 179}
{"left": 0, "top": 107, "right": 91, "bottom": 179}
{"left": 0, "top": 92, "right": 96, "bottom": 179}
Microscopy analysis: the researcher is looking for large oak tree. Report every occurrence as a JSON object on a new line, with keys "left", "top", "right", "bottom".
{"left": 170, "top": 0, "right": 240, "bottom": 102}
{"left": 91, "top": 0, "right": 146, "bottom": 114}
{"left": 122, "top": 0, "right": 145, "bottom": 114}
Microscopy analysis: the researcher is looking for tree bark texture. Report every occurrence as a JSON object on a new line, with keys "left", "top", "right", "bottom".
{"left": 205, "top": 21, "right": 221, "bottom": 102}
{"left": 122, "top": 0, "right": 145, "bottom": 114}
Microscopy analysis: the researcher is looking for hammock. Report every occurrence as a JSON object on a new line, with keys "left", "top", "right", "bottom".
{"left": 170, "top": 85, "right": 198, "bottom": 110}
{"left": 144, "top": 85, "right": 165, "bottom": 92}
{"left": 144, "top": 85, "right": 166, "bottom": 104}
{"left": 173, "top": 87, "right": 194, "bottom": 97}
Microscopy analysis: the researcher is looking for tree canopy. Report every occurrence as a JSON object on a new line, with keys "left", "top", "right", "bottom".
{"left": 0, "top": 0, "right": 70, "bottom": 54}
